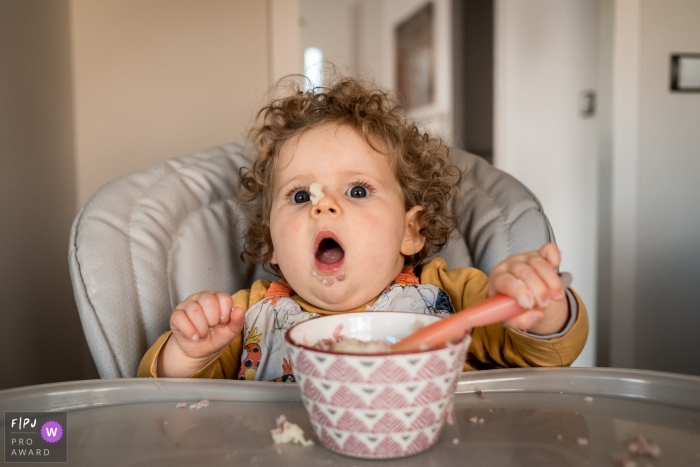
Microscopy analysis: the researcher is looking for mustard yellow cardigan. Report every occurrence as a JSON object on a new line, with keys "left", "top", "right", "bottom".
{"left": 138, "top": 259, "right": 588, "bottom": 378}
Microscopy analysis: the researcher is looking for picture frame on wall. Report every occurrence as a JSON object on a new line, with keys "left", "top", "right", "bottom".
{"left": 395, "top": 3, "right": 435, "bottom": 109}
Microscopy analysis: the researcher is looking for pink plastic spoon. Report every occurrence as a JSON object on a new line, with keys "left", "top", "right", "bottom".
{"left": 391, "top": 272, "right": 573, "bottom": 352}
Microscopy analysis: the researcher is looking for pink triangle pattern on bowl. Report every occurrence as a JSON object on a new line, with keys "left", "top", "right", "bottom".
{"left": 285, "top": 311, "right": 471, "bottom": 459}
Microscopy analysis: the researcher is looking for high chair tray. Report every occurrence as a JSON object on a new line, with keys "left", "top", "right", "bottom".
{"left": 1, "top": 368, "right": 699, "bottom": 466}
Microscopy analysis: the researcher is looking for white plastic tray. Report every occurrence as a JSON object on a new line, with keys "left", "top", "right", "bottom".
{"left": 2, "top": 368, "right": 699, "bottom": 466}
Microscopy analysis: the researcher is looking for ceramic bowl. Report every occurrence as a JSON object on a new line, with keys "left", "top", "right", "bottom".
{"left": 285, "top": 312, "right": 470, "bottom": 459}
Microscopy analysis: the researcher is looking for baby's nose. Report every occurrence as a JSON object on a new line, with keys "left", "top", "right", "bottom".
{"left": 312, "top": 196, "right": 341, "bottom": 216}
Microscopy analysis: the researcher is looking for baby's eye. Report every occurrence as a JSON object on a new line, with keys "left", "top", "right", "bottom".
{"left": 346, "top": 185, "right": 368, "bottom": 198}
{"left": 291, "top": 190, "right": 311, "bottom": 204}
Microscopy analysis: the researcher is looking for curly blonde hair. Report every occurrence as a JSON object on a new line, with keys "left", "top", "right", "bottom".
{"left": 237, "top": 75, "right": 463, "bottom": 276}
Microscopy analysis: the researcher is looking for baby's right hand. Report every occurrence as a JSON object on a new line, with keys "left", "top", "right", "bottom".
{"left": 170, "top": 291, "right": 245, "bottom": 358}
{"left": 158, "top": 291, "right": 244, "bottom": 377}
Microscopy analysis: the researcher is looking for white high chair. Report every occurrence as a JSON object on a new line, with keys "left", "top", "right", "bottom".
{"left": 68, "top": 143, "right": 554, "bottom": 378}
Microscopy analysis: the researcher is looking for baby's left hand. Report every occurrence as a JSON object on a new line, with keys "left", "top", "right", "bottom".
{"left": 488, "top": 243, "right": 569, "bottom": 335}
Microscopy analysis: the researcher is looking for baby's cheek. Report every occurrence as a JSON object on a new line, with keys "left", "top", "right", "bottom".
{"left": 354, "top": 217, "right": 384, "bottom": 249}
{"left": 273, "top": 214, "right": 301, "bottom": 244}
{"left": 278, "top": 216, "right": 302, "bottom": 238}
{"left": 272, "top": 220, "right": 304, "bottom": 273}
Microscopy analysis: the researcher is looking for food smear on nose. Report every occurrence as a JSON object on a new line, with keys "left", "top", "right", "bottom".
{"left": 309, "top": 183, "right": 324, "bottom": 205}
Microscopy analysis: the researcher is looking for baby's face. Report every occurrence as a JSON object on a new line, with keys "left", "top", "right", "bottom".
{"left": 269, "top": 124, "right": 424, "bottom": 311}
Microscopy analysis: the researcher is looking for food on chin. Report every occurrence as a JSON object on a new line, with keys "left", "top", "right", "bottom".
{"left": 311, "top": 269, "right": 345, "bottom": 287}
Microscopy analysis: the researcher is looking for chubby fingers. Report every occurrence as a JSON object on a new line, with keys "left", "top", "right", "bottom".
{"left": 537, "top": 243, "right": 565, "bottom": 300}
{"left": 502, "top": 310, "right": 545, "bottom": 331}
{"left": 213, "top": 292, "right": 234, "bottom": 325}
{"left": 228, "top": 306, "right": 245, "bottom": 332}
{"left": 171, "top": 292, "right": 234, "bottom": 341}
{"left": 539, "top": 242, "right": 561, "bottom": 268}
{"left": 170, "top": 307, "right": 201, "bottom": 342}
{"left": 208, "top": 306, "right": 246, "bottom": 350}
{"left": 489, "top": 243, "right": 565, "bottom": 309}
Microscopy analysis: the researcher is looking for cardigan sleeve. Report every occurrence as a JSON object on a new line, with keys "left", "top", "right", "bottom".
{"left": 136, "top": 287, "right": 254, "bottom": 379}
{"left": 419, "top": 259, "right": 589, "bottom": 370}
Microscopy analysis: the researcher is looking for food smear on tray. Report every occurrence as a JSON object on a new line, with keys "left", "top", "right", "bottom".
{"left": 175, "top": 399, "right": 209, "bottom": 409}
{"left": 270, "top": 415, "right": 314, "bottom": 447}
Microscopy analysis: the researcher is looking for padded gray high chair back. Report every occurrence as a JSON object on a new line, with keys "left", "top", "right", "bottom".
{"left": 69, "top": 143, "right": 554, "bottom": 378}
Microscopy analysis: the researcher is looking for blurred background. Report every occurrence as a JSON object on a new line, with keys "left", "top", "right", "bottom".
{"left": 1, "top": 0, "right": 698, "bottom": 390}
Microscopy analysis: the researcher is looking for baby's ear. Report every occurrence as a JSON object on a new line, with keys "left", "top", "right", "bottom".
{"left": 270, "top": 250, "right": 278, "bottom": 265}
{"left": 400, "top": 205, "right": 426, "bottom": 256}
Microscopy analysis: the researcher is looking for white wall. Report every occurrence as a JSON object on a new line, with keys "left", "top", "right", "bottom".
{"left": 494, "top": 0, "right": 600, "bottom": 367}
{"left": 595, "top": 0, "right": 614, "bottom": 367}
{"left": 71, "top": 0, "right": 269, "bottom": 206}
{"left": 609, "top": 0, "right": 641, "bottom": 369}
{"left": 301, "top": 0, "right": 357, "bottom": 74}
{"left": 633, "top": 0, "right": 700, "bottom": 374}
{"left": 602, "top": 0, "right": 700, "bottom": 374}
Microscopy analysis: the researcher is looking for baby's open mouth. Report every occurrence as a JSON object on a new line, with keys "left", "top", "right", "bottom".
{"left": 315, "top": 237, "right": 345, "bottom": 265}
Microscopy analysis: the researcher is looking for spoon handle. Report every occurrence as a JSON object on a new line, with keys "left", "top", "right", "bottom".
{"left": 390, "top": 272, "right": 572, "bottom": 352}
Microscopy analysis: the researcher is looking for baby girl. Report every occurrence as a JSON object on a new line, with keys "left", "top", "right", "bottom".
{"left": 138, "top": 76, "right": 588, "bottom": 381}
